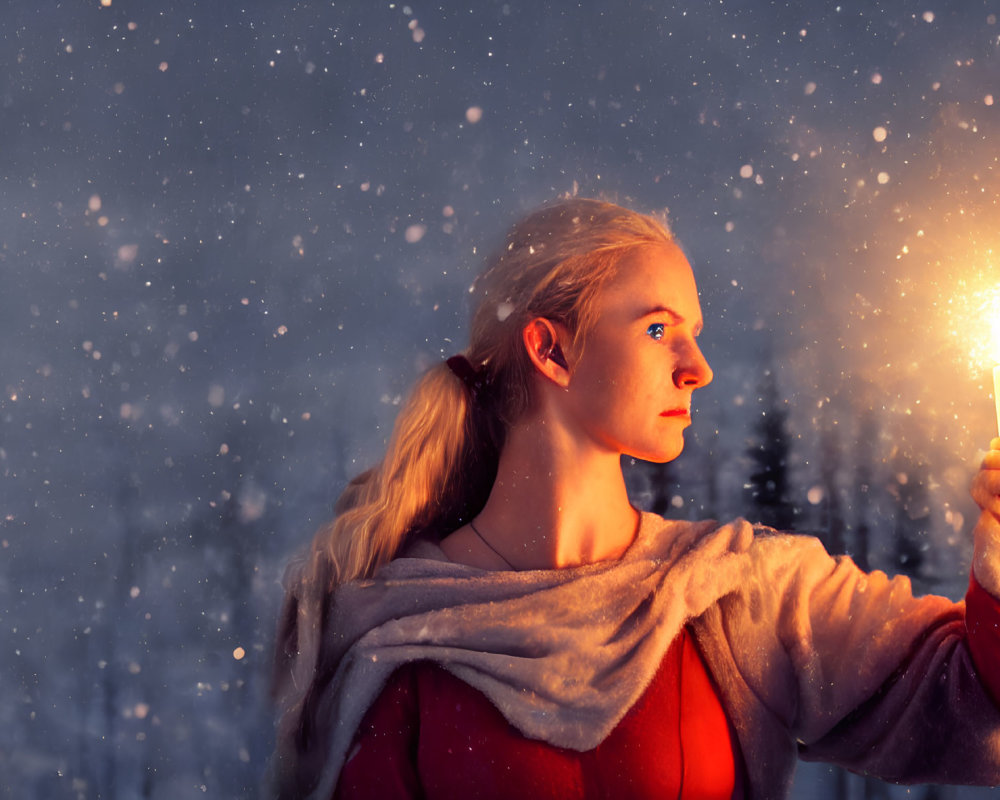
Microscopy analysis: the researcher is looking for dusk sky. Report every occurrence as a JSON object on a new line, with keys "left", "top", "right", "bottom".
{"left": 3, "top": 2, "right": 999, "bottom": 797}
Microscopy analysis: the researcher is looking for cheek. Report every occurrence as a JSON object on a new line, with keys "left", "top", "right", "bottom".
{"left": 614, "top": 358, "right": 658, "bottom": 396}
{"left": 602, "top": 369, "right": 644, "bottom": 403}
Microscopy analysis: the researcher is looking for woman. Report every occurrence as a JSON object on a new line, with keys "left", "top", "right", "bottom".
{"left": 272, "top": 198, "right": 1000, "bottom": 798}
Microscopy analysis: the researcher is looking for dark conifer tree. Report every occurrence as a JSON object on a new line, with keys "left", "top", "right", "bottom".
{"left": 887, "top": 453, "right": 930, "bottom": 579}
{"left": 744, "top": 369, "right": 796, "bottom": 531}
{"left": 818, "top": 420, "right": 846, "bottom": 555}
{"left": 647, "top": 460, "right": 676, "bottom": 518}
{"left": 851, "top": 410, "right": 879, "bottom": 572}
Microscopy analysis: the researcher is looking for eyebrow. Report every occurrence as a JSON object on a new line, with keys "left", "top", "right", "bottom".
{"left": 637, "top": 305, "right": 682, "bottom": 321}
{"left": 637, "top": 305, "right": 704, "bottom": 335}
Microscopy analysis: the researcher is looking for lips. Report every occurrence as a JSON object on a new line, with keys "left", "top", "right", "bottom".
{"left": 660, "top": 408, "right": 690, "bottom": 417}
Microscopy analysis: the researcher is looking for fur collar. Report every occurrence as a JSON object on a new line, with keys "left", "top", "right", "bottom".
{"left": 272, "top": 513, "right": 759, "bottom": 798}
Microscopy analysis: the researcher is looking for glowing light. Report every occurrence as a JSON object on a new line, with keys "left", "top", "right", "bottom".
{"left": 949, "top": 282, "right": 1000, "bottom": 369}
{"left": 994, "top": 364, "right": 1000, "bottom": 435}
{"left": 944, "top": 278, "right": 1000, "bottom": 433}
{"left": 992, "top": 295, "right": 1000, "bottom": 364}
{"left": 992, "top": 293, "right": 1000, "bottom": 434}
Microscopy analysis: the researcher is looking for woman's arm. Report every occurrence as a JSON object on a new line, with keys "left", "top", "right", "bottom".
{"left": 965, "top": 438, "right": 1000, "bottom": 705}
{"left": 782, "top": 439, "right": 1000, "bottom": 783}
{"left": 698, "top": 459, "right": 1000, "bottom": 789}
{"left": 966, "top": 574, "right": 1000, "bottom": 706}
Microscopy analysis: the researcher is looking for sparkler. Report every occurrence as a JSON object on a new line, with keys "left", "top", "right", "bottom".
{"left": 993, "top": 302, "right": 1000, "bottom": 435}
{"left": 994, "top": 362, "right": 1000, "bottom": 435}
{"left": 947, "top": 280, "right": 1000, "bottom": 436}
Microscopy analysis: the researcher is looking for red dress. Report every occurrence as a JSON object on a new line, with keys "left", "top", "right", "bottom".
{"left": 335, "top": 628, "right": 743, "bottom": 799}
{"left": 333, "top": 575, "right": 1000, "bottom": 799}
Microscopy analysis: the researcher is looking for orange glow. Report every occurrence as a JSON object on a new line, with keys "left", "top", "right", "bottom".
{"left": 993, "top": 292, "right": 1000, "bottom": 365}
{"left": 937, "top": 258, "right": 1000, "bottom": 434}
{"left": 944, "top": 272, "right": 1000, "bottom": 371}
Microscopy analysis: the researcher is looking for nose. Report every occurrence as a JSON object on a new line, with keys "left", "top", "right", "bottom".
{"left": 674, "top": 339, "right": 713, "bottom": 389}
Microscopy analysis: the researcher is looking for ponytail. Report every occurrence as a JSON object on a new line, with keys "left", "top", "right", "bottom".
{"left": 271, "top": 360, "right": 500, "bottom": 738}
{"left": 305, "top": 361, "right": 500, "bottom": 592}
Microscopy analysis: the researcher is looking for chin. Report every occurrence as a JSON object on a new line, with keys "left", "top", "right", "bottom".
{"left": 646, "top": 451, "right": 683, "bottom": 465}
{"left": 631, "top": 441, "right": 685, "bottom": 464}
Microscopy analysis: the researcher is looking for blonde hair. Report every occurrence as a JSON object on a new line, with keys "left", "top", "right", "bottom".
{"left": 304, "top": 197, "right": 673, "bottom": 592}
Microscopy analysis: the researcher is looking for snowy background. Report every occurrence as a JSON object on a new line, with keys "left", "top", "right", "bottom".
{"left": 2, "top": 1, "right": 1000, "bottom": 798}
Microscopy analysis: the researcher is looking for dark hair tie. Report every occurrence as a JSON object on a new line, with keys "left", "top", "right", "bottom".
{"left": 446, "top": 355, "right": 486, "bottom": 401}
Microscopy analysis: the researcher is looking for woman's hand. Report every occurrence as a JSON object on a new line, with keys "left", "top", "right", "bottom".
{"left": 972, "top": 439, "right": 1000, "bottom": 591}
{"left": 972, "top": 438, "right": 1000, "bottom": 522}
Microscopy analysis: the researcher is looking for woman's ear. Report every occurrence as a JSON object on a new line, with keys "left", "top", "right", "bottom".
{"left": 522, "top": 318, "right": 571, "bottom": 387}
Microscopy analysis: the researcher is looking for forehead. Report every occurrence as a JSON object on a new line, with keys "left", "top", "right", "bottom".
{"left": 596, "top": 242, "right": 701, "bottom": 319}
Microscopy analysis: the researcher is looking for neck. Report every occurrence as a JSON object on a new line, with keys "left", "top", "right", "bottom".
{"left": 473, "top": 412, "right": 639, "bottom": 570}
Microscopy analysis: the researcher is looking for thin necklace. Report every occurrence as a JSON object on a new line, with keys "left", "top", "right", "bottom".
{"left": 469, "top": 520, "right": 515, "bottom": 570}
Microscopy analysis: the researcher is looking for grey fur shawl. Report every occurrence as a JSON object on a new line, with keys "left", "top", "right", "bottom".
{"left": 271, "top": 513, "right": 1000, "bottom": 799}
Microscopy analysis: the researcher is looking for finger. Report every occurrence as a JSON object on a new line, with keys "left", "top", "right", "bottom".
{"left": 991, "top": 437, "right": 1000, "bottom": 452}
{"left": 972, "top": 466, "right": 1000, "bottom": 493}
{"left": 972, "top": 471, "right": 1000, "bottom": 514}
{"left": 973, "top": 508, "right": 1000, "bottom": 540}
{"left": 983, "top": 450, "right": 1000, "bottom": 470}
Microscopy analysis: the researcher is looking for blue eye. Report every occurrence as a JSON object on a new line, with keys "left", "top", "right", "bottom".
{"left": 646, "top": 322, "right": 665, "bottom": 341}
